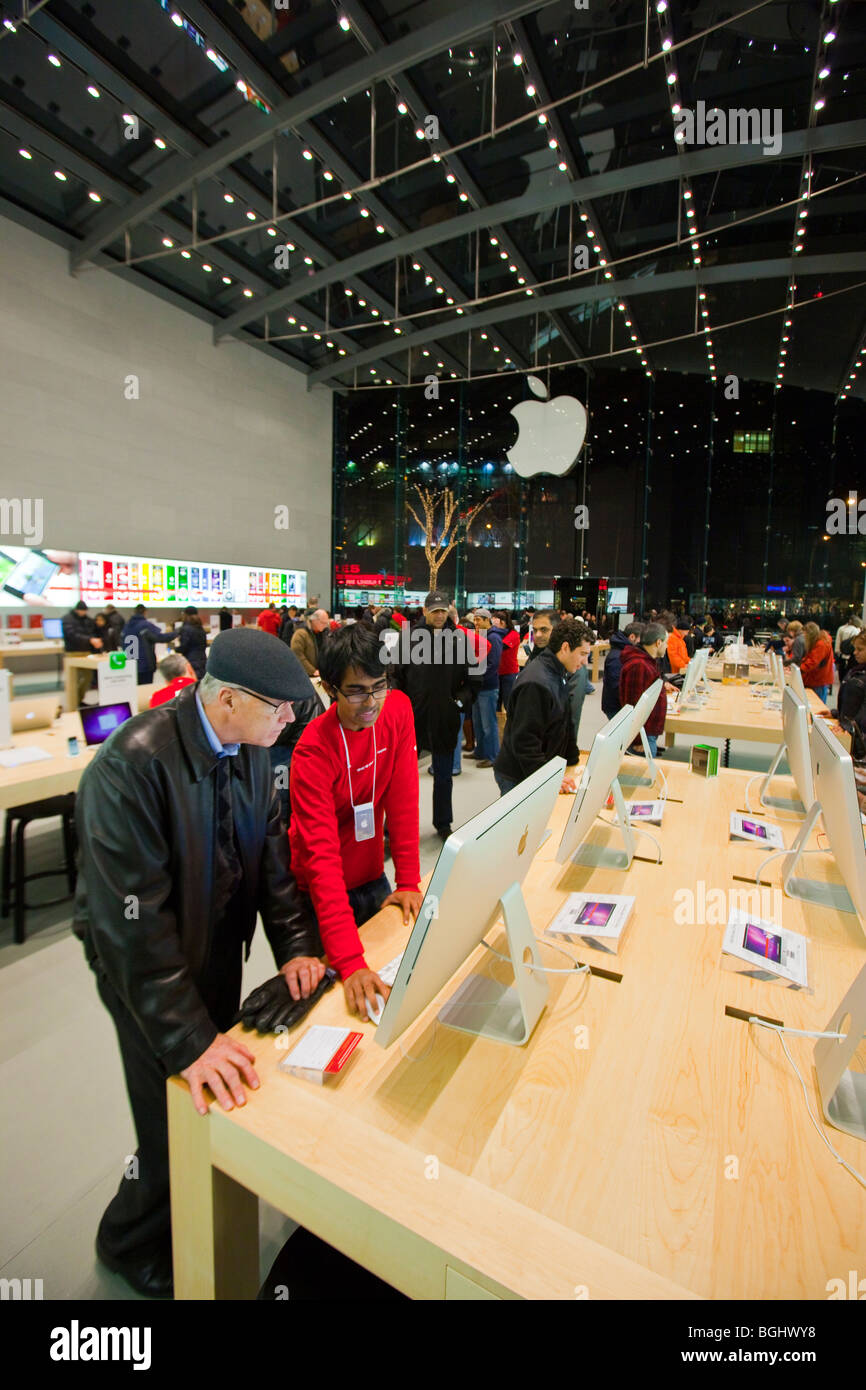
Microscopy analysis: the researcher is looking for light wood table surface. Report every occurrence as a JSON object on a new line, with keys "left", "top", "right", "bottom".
{"left": 665, "top": 683, "right": 827, "bottom": 765}
{"left": 0, "top": 640, "right": 64, "bottom": 666}
{"left": 167, "top": 758, "right": 866, "bottom": 1301}
{"left": 591, "top": 639, "right": 609, "bottom": 683}
{"left": 0, "top": 712, "right": 97, "bottom": 811}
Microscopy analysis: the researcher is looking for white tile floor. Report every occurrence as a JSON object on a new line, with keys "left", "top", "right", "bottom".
{"left": 0, "top": 674, "right": 814, "bottom": 1298}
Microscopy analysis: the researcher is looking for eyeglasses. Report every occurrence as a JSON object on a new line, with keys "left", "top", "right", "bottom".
{"left": 231, "top": 685, "right": 292, "bottom": 717}
{"left": 338, "top": 680, "right": 389, "bottom": 706}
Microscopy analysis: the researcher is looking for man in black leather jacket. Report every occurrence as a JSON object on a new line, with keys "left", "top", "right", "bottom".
{"left": 74, "top": 627, "right": 324, "bottom": 1299}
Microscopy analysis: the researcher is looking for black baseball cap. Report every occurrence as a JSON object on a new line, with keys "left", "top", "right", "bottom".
{"left": 424, "top": 590, "right": 450, "bottom": 611}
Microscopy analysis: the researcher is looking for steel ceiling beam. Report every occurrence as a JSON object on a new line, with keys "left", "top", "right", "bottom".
{"left": 216, "top": 117, "right": 866, "bottom": 341}
{"left": 69, "top": 0, "right": 551, "bottom": 270}
{"left": 308, "top": 251, "right": 866, "bottom": 387}
{"left": 23, "top": 5, "right": 416, "bottom": 380}
{"left": 178, "top": 0, "right": 481, "bottom": 382}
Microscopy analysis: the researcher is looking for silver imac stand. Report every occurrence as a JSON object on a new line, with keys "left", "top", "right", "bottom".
{"left": 781, "top": 802, "right": 858, "bottom": 914}
{"left": 815, "top": 962, "right": 866, "bottom": 1142}
{"left": 758, "top": 741, "right": 808, "bottom": 814}
{"left": 571, "top": 777, "right": 636, "bottom": 870}
{"left": 438, "top": 882, "right": 549, "bottom": 1045}
{"left": 619, "top": 727, "right": 664, "bottom": 791}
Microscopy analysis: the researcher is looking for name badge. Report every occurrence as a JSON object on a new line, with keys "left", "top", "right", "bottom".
{"left": 354, "top": 801, "right": 375, "bottom": 842}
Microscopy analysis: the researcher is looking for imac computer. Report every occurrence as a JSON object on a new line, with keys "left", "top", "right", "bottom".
{"left": 41, "top": 618, "right": 63, "bottom": 640}
{"left": 375, "top": 756, "right": 566, "bottom": 1049}
{"left": 555, "top": 704, "right": 636, "bottom": 870}
{"left": 678, "top": 647, "right": 711, "bottom": 706}
{"left": 759, "top": 685, "right": 815, "bottom": 815}
{"left": 787, "top": 661, "right": 807, "bottom": 704}
{"left": 618, "top": 679, "right": 665, "bottom": 790}
{"left": 781, "top": 716, "right": 866, "bottom": 930}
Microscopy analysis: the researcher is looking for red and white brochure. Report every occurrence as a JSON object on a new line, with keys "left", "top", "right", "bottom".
{"left": 279, "top": 1026, "right": 362, "bottom": 1085}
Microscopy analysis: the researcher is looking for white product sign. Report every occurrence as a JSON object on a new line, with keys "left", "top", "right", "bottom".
{"left": 97, "top": 656, "right": 138, "bottom": 711}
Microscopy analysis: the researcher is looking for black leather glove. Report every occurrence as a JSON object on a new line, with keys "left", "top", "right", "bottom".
{"left": 234, "top": 968, "right": 338, "bottom": 1034}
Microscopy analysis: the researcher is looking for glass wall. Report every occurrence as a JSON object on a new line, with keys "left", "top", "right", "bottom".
{"left": 333, "top": 366, "right": 866, "bottom": 619}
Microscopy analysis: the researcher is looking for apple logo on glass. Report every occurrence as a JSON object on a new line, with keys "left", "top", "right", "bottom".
{"left": 506, "top": 375, "right": 588, "bottom": 479}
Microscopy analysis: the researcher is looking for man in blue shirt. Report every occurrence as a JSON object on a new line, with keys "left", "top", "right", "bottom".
{"left": 471, "top": 607, "right": 503, "bottom": 767}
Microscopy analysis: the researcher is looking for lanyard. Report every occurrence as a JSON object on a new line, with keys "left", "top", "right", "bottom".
{"left": 338, "top": 721, "right": 377, "bottom": 810}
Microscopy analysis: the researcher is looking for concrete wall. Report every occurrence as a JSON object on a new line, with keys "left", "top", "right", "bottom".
{"left": 0, "top": 214, "right": 332, "bottom": 614}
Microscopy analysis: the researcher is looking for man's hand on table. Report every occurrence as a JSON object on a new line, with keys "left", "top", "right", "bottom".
{"left": 280, "top": 955, "right": 326, "bottom": 1001}
{"left": 381, "top": 888, "right": 424, "bottom": 924}
{"left": 343, "top": 967, "right": 390, "bottom": 1019}
{"left": 560, "top": 775, "right": 577, "bottom": 794}
{"left": 181, "top": 1033, "right": 259, "bottom": 1116}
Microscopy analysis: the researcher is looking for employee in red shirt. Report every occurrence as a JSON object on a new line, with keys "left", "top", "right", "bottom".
{"left": 257, "top": 603, "right": 282, "bottom": 636}
{"left": 289, "top": 624, "right": 423, "bottom": 1018}
{"left": 149, "top": 653, "right": 197, "bottom": 707}
{"left": 493, "top": 611, "right": 520, "bottom": 710}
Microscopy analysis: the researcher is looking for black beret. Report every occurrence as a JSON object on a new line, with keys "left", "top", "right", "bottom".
{"left": 208, "top": 627, "right": 315, "bottom": 702}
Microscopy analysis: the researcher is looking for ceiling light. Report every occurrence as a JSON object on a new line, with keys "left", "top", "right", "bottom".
{"left": 267, "top": 227, "right": 277, "bottom": 236}
{"left": 154, "top": 137, "right": 167, "bottom": 150}
{"left": 558, "top": 161, "right": 568, "bottom": 172}
{"left": 656, "top": 1, "right": 667, "bottom": 11}
{"left": 18, "top": 148, "right": 32, "bottom": 160}
{"left": 538, "top": 113, "right": 547, "bottom": 125}
{"left": 662, "top": 38, "right": 672, "bottom": 51}
{"left": 288, "top": 315, "right": 296, "bottom": 323}
{"left": 171, "top": 11, "right": 183, "bottom": 25}
{"left": 824, "top": 30, "right": 836, "bottom": 43}
{"left": 513, "top": 52, "right": 523, "bottom": 66}
{"left": 343, "top": 192, "right": 352, "bottom": 200}
{"left": 674, "top": 129, "right": 685, "bottom": 142}
{"left": 814, "top": 98, "right": 826, "bottom": 111}
{"left": 181, "top": 250, "right": 191, "bottom": 259}
{"left": 819, "top": 66, "right": 830, "bottom": 79}
{"left": 415, "top": 128, "right": 425, "bottom": 139}
{"left": 243, "top": 288, "right": 253, "bottom": 297}
{"left": 302, "top": 149, "right": 313, "bottom": 160}
{"left": 222, "top": 275, "right": 231, "bottom": 284}
{"left": 548, "top": 138, "right": 558, "bottom": 149}
{"left": 671, "top": 103, "right": 681, "bottom": 115}
{"left": 667, "top": 72, "right": 677, "bottom": 85}
{"left": 202, "top": 263, "right": 212, "bottom": 272}
{"left": 54, "top": 170, "right": 67, "bottom": 181}
{"left": 459, "top": 192, "right": 469, "bottom": 202}
{"left": 48, "top": 54, "right": 61, "bottom": 67}
{"left": 339, "top": 15, "right": 351, "bottom": 30}
{"left": 162, "top": 237, "right": 174, "bottom": 247}
{"left": 304, "top": 255, "right": 313, "bottom": 264}
{"left": 360, "top": 207, "right": 369, "bottom": 217}
{"left": 525, "top": 84, "right": 536, "bottom": 97}
{"left": 87, "top": 85, "right": 100, "bottom": 99}
{"left": 397, "top": 101, "right": 407, "bottom": 114}
{"left": 339, "top": 348, "right": 346, "bottom": 356}
{"left": 88, "top": 191, "right": 102, "bottom": 202}
{"left": 376, "top": 224, "right": 385, "bottom": 233}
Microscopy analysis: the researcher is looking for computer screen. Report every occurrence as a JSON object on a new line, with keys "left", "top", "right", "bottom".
{"left": 376, "top": 756, "right": 566, "bottom": 1048}
{"left": 41, "top": 618, "right": 63, "bottom": 640}
{"left": 79, "top": 702, "right": 133, "bottom": 746}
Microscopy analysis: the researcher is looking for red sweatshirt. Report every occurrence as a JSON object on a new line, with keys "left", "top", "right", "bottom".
{"left": 800, "top": 635, "right": 834, "bottom": 690}
{"left": 498, "top": 628, "right": 520, "bottom": 676}
{"left": 618, "top": 643, "right": 667, "bottom": 734}
{"left": 257, "top": 609, "right": 281, "bottom": 636}
{"left": 289, "top": 689, "right": 420, "bottom": 979}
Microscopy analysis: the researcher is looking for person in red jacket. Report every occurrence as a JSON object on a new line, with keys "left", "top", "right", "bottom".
{"left": 618, "top": 622, "right": 668, "bottom": 756}
{"left": 494, "top": 610, "right": 521, "bottom": 710}
{"left": 289, "top": 623, "right": 422, "bottom": 1017}
{"left": 257, "top": 603, "right": 282, "bottom": 636}
{"left": 149, "top": 653, "right": 197, "bottom": 706}
{"left": 800, "top": 622, "right": 835, "bottom": 704}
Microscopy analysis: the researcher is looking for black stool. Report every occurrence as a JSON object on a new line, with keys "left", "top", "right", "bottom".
{"left": 1, "top": 794, "right": 77, "bottom": 944}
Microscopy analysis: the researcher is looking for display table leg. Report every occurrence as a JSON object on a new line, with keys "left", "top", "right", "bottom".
{"left": 167, "top": 1079, "right": 260, "bottom": 1300}
{"left": 724, "top": 739, "right": 730, "bottom": 768}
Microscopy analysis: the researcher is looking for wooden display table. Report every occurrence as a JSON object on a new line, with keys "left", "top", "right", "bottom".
{"left": 167, "top": 759, "right": 866, "bottom": 1300}
{"left": 0, "top": 712, "right": 98, "bottom": 811}
{"left": 665, "top": 684, "right": 827, "bottom": 765}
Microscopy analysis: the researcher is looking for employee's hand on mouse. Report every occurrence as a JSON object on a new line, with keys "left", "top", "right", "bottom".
{"left": 381, "top": 888, "right": 423, "bottom": 924}
{"left": 181, "top": 1033, "right": 259, "bottom": 1116}
{"left": 344, "top": 967, "right": 390, "bottom": 1019}
{"left": 560, "top": 775, "right": 577, "bottom": 794}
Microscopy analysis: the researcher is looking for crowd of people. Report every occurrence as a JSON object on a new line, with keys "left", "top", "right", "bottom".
{"left": 67, "top": 584, "right": 866, "bottom": 1298}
